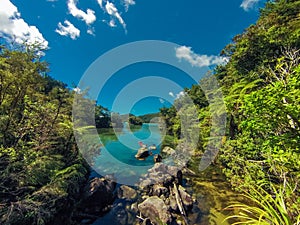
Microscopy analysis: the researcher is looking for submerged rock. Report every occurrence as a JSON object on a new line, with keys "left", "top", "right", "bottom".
{"left": 138, "top": 196, "right": 172, "bottom": 224}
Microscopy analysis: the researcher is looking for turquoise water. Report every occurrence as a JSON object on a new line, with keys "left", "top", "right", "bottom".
{"left": 92, "top": 123, "right": 163, "bottom": 185}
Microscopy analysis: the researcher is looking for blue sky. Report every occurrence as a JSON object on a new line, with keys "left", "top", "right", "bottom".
{"left": 1, "top": 0, "right": 266, "bottom": 115}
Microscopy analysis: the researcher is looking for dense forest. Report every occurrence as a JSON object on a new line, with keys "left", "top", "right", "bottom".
{"left": 0, "top": 46, "right": 90, "bottom": 224}
{"left": 0, "top": 0, "right": 299, "bottom": 224}
{"left": 161, "top": 0, "right": 300, "bottom": 223}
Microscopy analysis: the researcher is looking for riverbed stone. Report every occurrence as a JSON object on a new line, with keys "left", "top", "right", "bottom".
{"left": 138, "top": 196, "right": 172, "bottom": 224}
{"left": 117, "top": 185, "right": 137, "bottom": 201}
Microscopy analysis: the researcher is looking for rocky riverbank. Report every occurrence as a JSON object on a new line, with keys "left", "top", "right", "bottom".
{"left": 74, "top": 147, "right": 195, "bottom": 225}
{"left": 136, "top": 162, "right": 193, "bottom": 225}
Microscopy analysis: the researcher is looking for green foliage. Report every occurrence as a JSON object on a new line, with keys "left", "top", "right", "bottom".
{"left": 224, "top": 183, "right": 299, "bottom": 225}
{"left": 129, "top": 114, "right": 143, "bottom": 125}
{"left": 160, "top": 106, "right": 179, "bottom": 137}
{"left": 220, "top": 56, "right": 300, "bottom": 213}
{"left": 161, "top": 135, "right": 177, "bottom": 150}
{"left": 0, "top": 46, "right": 89, "bottom": 225}
{"left": 185, "top": 84, "right": 209, "bottom": 108}
{"left": 216, "top": 1, "right": 300, "bottom": 221}
{"left": 95, "top": 105, "right": 111, "bottom": 128}
{"left": 219, "top": 0, "right": 300, "bottom": 90}
{"left": 160, "top": 1, "right": 300, "bottom": 223}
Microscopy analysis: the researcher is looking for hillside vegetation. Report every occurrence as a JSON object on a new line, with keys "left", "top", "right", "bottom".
{"left": 161, "top": 0, "right": 300, "bottom": 223}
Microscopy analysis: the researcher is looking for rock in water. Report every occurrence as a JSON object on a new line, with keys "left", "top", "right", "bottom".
{"left": 138, "top": 196, "right": 172, "bottom": 224}
{"left": 135, "top": 147, "right": 150, "bottom": 159}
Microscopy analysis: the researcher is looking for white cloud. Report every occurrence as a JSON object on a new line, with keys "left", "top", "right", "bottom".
{"left": 169, "top": 92, "right": 175, "bottom": 98}
{"left": 67, "top": 0, "right": 96, "bottom": 25}
{"left": 73, "top": 87, "right": 81, "bottom": 93}
{"left": 87, "top": 27, "right": 95, "bottom": 35}
{"left": 0, "top": 0, "right": 48, "bottom": 49}
{"left": 55, "top": 20, "right": 80, "bottom": 40}
{"left": 169, "top": 91, "right": 186, "bottom": 99}
{"left": 109, "top": 19, "right": 117, "bottom": 27}
{"left": 105, "top": 1, "right": 127, "bottom": 31}
{"left": 97, "top": 0, "right": 127, "bottom": 32}
{"left": 97, "top": 0, "right": 104, "bottom": 9}
{"left": 175, "top": 46, "right": 228, "bottom": 67}
{"left": 123, "top": 0, "right": 135, "bottom": 12}
{"left": 240, "top": 0, "right": 259, "bottom": 11}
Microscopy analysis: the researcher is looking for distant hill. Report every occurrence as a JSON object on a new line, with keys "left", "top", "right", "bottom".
{"left": 138, "top": 112, "right": 160, "bottom": 123}
{"left": 119, "top": 113, "right": 160, "bottom": 124}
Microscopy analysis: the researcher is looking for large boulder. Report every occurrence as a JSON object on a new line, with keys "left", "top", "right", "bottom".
{"left": 138, "top": 196, "right": 172, "bottom": 224}
{"left": 81, "top": 177, "right": 116, "bottom": 214}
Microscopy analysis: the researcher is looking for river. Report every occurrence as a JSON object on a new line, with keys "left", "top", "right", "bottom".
{"left": 90, "top": 123, "right": 241, "bottom": 225}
